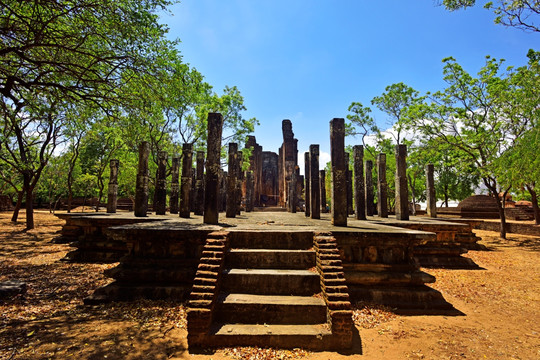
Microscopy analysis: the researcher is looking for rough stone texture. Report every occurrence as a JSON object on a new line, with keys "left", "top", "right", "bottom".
{"left": 194, "top": 151, "right": 205, "bottom": 216}
{"left": 226, "top": 143, "right": 239, "bottom": 218}
{"left": 170, "top": 157, "right": 180, "bottom": 214}
{"left": 0, "top": 280, "right": 27, "bottom": 299}
{"left": 204, "top": 113, "right": 224, "bottom": 224}
{"left": 395, "top": 144, "right": 409, "bottom": 220}
{"left": 353, "top": 146, "right": 366, "bottom": 220}
{"left": 261, "top": 152, "right": 279, "bottom": 206}
{"left": 245, "top": 136, "right": 263, "bottom": 207}
{"left": 309, "top": 145, "right": 320, "bottom": 219}
{"left": 245, "top": 171, "right": 254, "bottom": 212}
{"left": 219, "top": 170, "right": 227, "bottom": 213}
{"left": 236, "top": 151, "right": 243, "bottom": 215}
{"left": 287, "top": 167, "right": 298, "bottom": 213}
{"left": 343, "top": 152, "right": 352, "bottom": 216}
{"left": 180, "top": 144, "right": 193, "bottom": 218}
{"left": 154, "top": 151, "right": 168, "bottom": 215}
{"left": 426, "top": 164, "right": 437, "bottom": 218}
{"left": 279, "top": 120, "right": 298, "bottom": 208}
{"left": 320, "top": 170, "right": 328, "bottom": 213}
{"left": 134, "top": 142, "right": 150, "bottom": 217}
{"left": 330, "top": 118, "right": 347, "bottom": 227}
{"left": 377, "top": 153, "right": 388, "bottom": 218}
{"left": 304, "top": 152, "right": 310, "bottom": 217}
{"left": 365, "top": 160, "right": 374, "bottom": 217}
{"left": 106, "top": 159, "right": 119, "bottom": 214}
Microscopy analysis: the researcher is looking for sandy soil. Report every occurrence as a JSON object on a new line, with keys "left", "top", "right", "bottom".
{"left": 1, "top": 211, "right": 539, "bottom": 360}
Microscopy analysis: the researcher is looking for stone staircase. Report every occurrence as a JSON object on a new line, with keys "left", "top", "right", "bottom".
{"left": 187, "top": 231, "right": 352, "bottom": 350}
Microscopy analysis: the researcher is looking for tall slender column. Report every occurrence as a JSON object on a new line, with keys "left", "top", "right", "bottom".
{"left": 309, "top": 145, "right": 320, "bottom": 219}
{"left": 377, "top": 153, "right": 388, "bottom": 218}
{"left": 320, "top": 170, "right": 328, "bottom": 213}
{"left": 304, "top": 152, "right": 310, "bottom": 217}
{"left": 134, "top": 142, "right": 150, "bottom": 217}
{"left": 395, "top": 144, "right": 409, "bottom": 220}
{"left": 180, "top": 144, "right": 193, "bottom": 218}
{"left": 245, "top": 171, "right": 254, "bottom": 212}
{"left": 194, "top": 151, "right": 205, "bottom": 215}
{"left": 170, "top": 157, "right": 180, "bottom": 214}
{"left": 106, "top": 159, "right": 119, "bottom": 214}
{"left": 155, "top": 151, "right": 168, "bottom": 215}
{"left": 353, "top": 146, "right": 366, "bottom": 220}
{"left": 426, "top": 164, "right": 437, "bottom": 218}
{"left": 365, "top": 160, "right": 374, "bottom": 217}
{"left": 236, "top": 150, "right": 243, "bottom": 215}
{"left": 204, "top": 113, "right": 223, "bottom": 224}
{"left": 226, "top": 143, "right": 238, "bottom": 218}
{"left": 345, "top": 152, "right": 353, "bottom": 215}
{"left": 330, "top": 118, "right": 347, "bottom": 226}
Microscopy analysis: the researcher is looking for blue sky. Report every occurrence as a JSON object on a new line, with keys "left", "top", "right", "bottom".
{"left": 160, "top": 1, "right": 536, "bottom": 170}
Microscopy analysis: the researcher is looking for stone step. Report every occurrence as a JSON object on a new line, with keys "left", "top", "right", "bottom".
{"left": 226, "top": 249, "right": 316, "bottom": 269}
{"left": 228, "top": 232, "right": 313, "bottom": 250}
{"left": 215, "top": 293, "right": 327, "bottom": 324}
{"left": 222, "top": 269, "right": 320, "bottom": 296}
{"left": 209, "top": 323, "right": 332, "bottom": 349}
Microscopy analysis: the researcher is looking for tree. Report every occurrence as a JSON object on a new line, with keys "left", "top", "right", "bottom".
{"left": 1, "top": 0, "right": 177, "bottom": 229}
{"left": 410, "top": 56, "right": 526, "bottom": 238}
{"left": 442, "top": 0, "right": 540, "bottom": 33}
{"left": 371, "top": 83, "right": 424, "bottom": 145}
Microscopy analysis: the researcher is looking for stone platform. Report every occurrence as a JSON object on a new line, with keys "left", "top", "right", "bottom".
{"left": 57, "top": 211, "right": 470, "bottom": 349}
{"left": 370, "top": 216, "right": 482, "bottom": 269}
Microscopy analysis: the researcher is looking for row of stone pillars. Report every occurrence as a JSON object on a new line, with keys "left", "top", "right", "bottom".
{"left": 327, "top": 118, "right": 437, "bottom": 226}
{"left": 105, "top": 113, "right": 437, "bottom": 226}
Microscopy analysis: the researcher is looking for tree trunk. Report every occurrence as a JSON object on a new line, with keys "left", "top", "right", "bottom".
{"left": 525, "top": 184, "right": 540, "bottom": 225}
{"left": 484, "top": 179, "right": 509, "bottom": 239}
{"left": 11, "top": 190, "right": 24, "bottom": 222}
{"left": 25, "top": 177, "right": 35, "bottom": 230}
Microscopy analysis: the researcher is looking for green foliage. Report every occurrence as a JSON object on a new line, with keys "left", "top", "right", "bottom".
{"left": 442, "top": 1, "right": 540, "bottom": 33}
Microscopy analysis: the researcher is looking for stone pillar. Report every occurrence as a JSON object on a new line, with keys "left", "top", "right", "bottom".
{"left": 204, "top": 113, "right": 223, "bottom": 224}
{"left": 288, "top": 169, "right": 297, "bottom": 213}
{"left": 106, "top": 159, "right": 119, "bottom": 214}
{"left": 426, "top": 164, "right": 437, "bottom": 218}
{"left": 236, "top": 150, "right": 243, "bottom": 215}
{"left": 154, "top": 150, "right": 168, "bottom": 215}
{"left": 309, "top": 145, "right": 320, "bottom": 219}
{"left": 245, "top": 171, "right": 254, "bottom": 212}
{"left": 377, "top": 153, "right": 388, "bottom": 218}
{"left": 219, "top": 170, "right": 227, "bottom": 212}
{"left": 330, "top": 118, "right": 347, "bottom": 227}
{"left": 320, "top": 170, "right": 328, "bottom": 213}
{"left": 170, "top": 157, "right": 180, "bottom": 214}
{"left": 134, "top": 142, "right": 150, "bottom": 217}
{"left": 304, "top": 152, "right": 310, "bottom": 217}
{"left": 226, "top": 143, "right": 238, "bottom": 218}
{"left": 395, "top": 144, "right": 409, "bottom": 220}
{"left": 353, "top": 146, "right": 366, "bottom": 220}
{"left": 193, "top": 151, "right": 205, "bottom": 215}
{"left": 180, "top": 144, "right": 193, "bottom": 218}
{"left": 345, "top": 152, "right": 354, "bottom": 215}
{"left": 365, "top": 160, "right": 374, "bottom": 217}
{"left": 190, "top": 169, "right": 195, "bottom": 212}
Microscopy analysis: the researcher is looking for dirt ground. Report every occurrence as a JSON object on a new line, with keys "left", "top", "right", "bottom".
{"left": 1, "top": 211, "right": 539, "bottom": 360}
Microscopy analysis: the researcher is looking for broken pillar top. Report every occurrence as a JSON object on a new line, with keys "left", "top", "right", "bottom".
{"left": 282, "top": 119, "right": 294, "bottom": 141}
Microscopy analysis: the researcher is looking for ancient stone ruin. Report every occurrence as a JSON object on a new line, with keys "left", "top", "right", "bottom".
{"left": 56, "top": 114, "right": 490, "bottom": 351}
